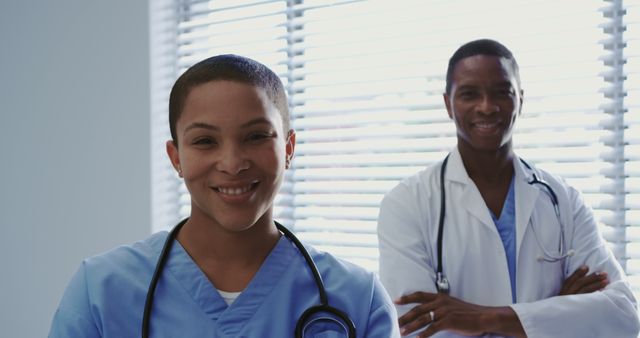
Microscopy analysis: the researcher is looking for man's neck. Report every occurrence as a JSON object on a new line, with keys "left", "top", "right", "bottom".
{"left": 457, "top": 142, "right": 514, "bottom": 184}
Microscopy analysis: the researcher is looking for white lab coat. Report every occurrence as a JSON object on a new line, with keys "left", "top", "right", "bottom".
{"left": 377, "top": 148, "right": 639, "bottom": 337}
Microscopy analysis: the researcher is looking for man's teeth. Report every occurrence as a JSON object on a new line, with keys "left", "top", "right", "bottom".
{"left": 475, "top": 122, "right": 498, "bottom": 128}
{"left": 217, "top": 185, "right": 252, "bottom": 195}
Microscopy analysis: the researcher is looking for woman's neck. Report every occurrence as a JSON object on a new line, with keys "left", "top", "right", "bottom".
{"left": 175, "top": 211, "right": 281, "bottom": 291}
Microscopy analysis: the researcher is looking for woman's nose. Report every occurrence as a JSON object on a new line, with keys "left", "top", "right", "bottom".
{"left": 215, "top": 144, "right": 250, "bottom": 175}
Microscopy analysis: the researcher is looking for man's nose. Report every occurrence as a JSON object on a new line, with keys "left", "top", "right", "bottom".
{"left": 477, "top": 95, "right": 499, "bottom": 115}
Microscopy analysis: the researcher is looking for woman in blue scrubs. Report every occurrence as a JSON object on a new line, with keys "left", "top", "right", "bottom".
{"left": 48, "top": 55, "right": 399, "bottom": 338}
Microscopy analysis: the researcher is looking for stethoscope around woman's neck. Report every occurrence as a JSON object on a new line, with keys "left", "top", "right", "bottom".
{"left": 435, "top": 154, "right": 575, "bottom": 294}
{"left": 141, "top": 218, "right": 356, "bottom": 338}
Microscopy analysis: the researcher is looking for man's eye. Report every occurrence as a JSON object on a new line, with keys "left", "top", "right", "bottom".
{"left": 497, "top": 89, "right": 513, "bottom": 96}
{"left": 459, "top": 91, "right": 476, "bottom": 99}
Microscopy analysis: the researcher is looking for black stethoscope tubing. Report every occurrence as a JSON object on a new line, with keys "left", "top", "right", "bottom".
{"left": 141, "top": 219, "right": 356, "bottom": 338}
{"left": 436, "top": 155, "right": 449, "bottom": 294}
{"left": 435, "top": 154, "right": 571, "bottom": 294}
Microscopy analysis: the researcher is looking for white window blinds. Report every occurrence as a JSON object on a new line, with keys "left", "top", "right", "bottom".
{"left": 151, "top": 0, "right": 638, "bottom": 297}
{"left": 624, "top": 0, "right": 640, "bottom": 299}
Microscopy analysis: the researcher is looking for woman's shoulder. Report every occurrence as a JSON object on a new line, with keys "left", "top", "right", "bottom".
{"left": 306, "top": 246, "right": 375, "bottom": 287}
{"left": 52, "top": 232, "right": 170, "bottom": 335}
{"left": 84, "top": 231, "right": 166, "bottom": 268}
{"left": 304, "top": 246, "right": 395, "bottom": 313}
{"left": 79, "top": 231, "right": 168, "bottom": 290}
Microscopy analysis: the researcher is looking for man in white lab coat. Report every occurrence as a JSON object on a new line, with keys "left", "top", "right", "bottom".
{"left": 377, "top": 39, "right": 640, "bottom": 337}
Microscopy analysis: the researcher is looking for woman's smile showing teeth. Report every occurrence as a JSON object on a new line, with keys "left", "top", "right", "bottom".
{"left": 213, "top": 182, "right": 259, "bottom": 202}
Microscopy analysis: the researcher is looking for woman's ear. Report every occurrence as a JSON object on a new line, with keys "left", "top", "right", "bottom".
{"left": 285, "top": 129, "right": 296, "bottom": 169}
{"left": 166, "top": 140, "right": 183, "bottom": 177}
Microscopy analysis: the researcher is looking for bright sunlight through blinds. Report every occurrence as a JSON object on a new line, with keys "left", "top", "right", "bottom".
{"left": 151, "top": 0, "right": 638, "bottom": 301}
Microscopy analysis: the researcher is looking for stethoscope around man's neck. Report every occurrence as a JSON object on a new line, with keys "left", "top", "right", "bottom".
{"left": 435, "top": 154, "right": 575, "bottom": 294}
{"left": 141, "top": 218, "right": 356, "bottom": 338}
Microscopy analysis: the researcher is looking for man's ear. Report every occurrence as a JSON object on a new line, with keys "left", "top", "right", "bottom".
{"left": 285, "top": 129, "right": 296, "bottom": 169}
{"left": 166, "top": 140, "right": 182, "bottom": 177}
{"left": 443, "top": 93, "right": 453, "bottom": 119}
{"left": 518, "top": 89, "right": 524, "bottom": 116}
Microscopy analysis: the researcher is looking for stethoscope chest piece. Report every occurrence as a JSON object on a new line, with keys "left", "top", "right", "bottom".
{"left": 436, "top": 272, "right": 450, "bottom": 294}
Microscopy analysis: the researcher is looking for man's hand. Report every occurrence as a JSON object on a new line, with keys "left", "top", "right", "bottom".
{"left": 395, "top": 292, "right": 525, "bottom": 338}
{"left": 559, "top": 265, "right": 608, "bottom": 296}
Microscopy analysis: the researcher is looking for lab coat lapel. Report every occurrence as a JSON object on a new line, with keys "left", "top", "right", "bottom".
{"left": 513, "top": 157, "right": 540, "bottom": 263}
{"left": 448, "top": 150, "right": 496, "bottom": 231}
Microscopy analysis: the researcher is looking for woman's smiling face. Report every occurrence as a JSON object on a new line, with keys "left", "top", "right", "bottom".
{"left": 167, "top": 80, "right": 295, "bottom": 233}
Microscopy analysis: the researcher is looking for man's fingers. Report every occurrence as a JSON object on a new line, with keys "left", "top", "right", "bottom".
{"left": 416, "top": 313, "right": 446, "bottom": 338}
{"left": 395, "top": 291, "right": 438, "bottom": 305}
{"left": 400, "top": 308, "right": 438, "bottom": 336}
{"left": 572, "top": 271, "right": 607, "bottom": 292}
{"left": 560, "top": 266, "right": 589, "bottom": 295}
{"left": 565, "top": 266, "right": 588, "bottom": 287}
{"left": 574, "top": 272, "right": 609, "bottom": 294}
{"left": 575, "top": 278, "right": 609, "bottom": 294}
{"left": 398, "top": 303, "right": 433, "bottom": 327}
{"left": 560, "top": 268, "right": 609, "bottom": 296}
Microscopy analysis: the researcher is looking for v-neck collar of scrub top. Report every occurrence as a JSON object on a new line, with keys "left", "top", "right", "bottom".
{"left": 161, "top": 234, "right": 295, "bottom": 333}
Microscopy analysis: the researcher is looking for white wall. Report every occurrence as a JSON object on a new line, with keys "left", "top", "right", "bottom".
{"left": 0, "top": 1, "right": 150, "bottom": 337}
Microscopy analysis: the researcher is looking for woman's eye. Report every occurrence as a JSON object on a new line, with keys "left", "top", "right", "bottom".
{"left": 246, "top": 132, "right": 274, "bottom": 142}
{"left": 192, "top": 138, "right": 216, "bottom": 146}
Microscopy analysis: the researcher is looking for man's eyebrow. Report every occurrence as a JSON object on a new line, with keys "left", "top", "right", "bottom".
{"left": 456, "top": 81, "right": 512, "bottom": 90}
{"left": 493, "top": 81, "right": 513, "bottom": 88}
{"left": 456, "top": 84, "right": 477, "bottom": 90}
{"left": 183, "top": 122, "right": 220, "bottom": 134}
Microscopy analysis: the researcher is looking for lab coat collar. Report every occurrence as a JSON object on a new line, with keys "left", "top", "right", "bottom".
{"left": 445, "top": 148, "right": 496, "bottom": 231}
{"left": 445, "top": 148, "right": 541, "bottom": 257}
{"left": 513, "top": 156, "right": 541, "bottom": 263}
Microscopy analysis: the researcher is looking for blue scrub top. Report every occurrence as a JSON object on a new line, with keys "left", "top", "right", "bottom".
{"left": 490, "top": 177, "right": 517, "bottom": 303}
{"left": 49, "top": 231, "right": 399, "bottom": 338}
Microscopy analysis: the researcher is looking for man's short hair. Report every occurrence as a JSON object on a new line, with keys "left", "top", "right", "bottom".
{"left": 168, "top": 54, "right": 290, "bottom": 145}
{"left": 445, "top": 39, "right": 520, "bottom": 95}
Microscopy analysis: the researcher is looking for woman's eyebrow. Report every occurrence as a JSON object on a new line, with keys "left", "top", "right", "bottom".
{"left": 183, "top": 122, "right": 219, "bottom": 134}
{"left": 240, "top": 117, "right": 273, "bottom": 129}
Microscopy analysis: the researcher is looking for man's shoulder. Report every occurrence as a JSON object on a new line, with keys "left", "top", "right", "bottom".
{"left": 518, "top": 159, "right": 573, "bottom": 192}
{"left": 385, "top": 162, "right": 440, "bottom": 198}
